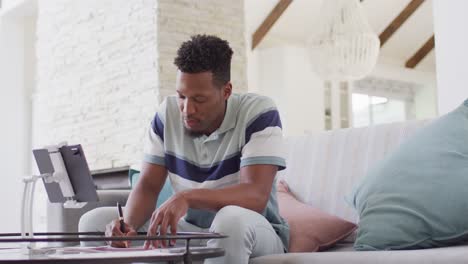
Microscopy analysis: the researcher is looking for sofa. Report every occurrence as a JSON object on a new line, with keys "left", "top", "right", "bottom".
{"left": 60, "top": 118, "right": 468, "bottom": 262}
{"left": 251, "top": 118, "right": 468, "bottom": 263}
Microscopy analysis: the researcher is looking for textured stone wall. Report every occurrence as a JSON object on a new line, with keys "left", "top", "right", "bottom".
{"left": 34, "top": 0, "right": 246, "bottom": 170}
{"left": 157, "top": 0, "right": 247, "bottom": 99}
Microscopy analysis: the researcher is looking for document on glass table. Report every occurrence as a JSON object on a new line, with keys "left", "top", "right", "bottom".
{"left": 47, "top": 246, "right": 187, "bottom": 259}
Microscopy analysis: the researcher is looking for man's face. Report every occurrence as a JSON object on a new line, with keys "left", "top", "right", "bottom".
{"left": 176, "top": 71, "right": 232, "bottom": 135}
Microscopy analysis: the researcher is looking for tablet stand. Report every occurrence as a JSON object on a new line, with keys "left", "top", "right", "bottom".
{"left": 23, "top": 143, "right": 96, "bottom": 255}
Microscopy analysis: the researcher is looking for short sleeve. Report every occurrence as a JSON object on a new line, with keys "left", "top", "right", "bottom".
{"left": 240, "top": 106, "right": 286, "bottom": 171}
{"left": 143, "top": 101, "right": 167, "bottom": 166}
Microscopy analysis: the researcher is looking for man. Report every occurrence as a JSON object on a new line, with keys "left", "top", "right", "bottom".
{"left": 79, "top": 34, "right": 289, "bottom": 263}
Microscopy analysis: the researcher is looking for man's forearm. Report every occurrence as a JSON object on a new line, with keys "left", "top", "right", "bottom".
{"left": 124, "top": 183, "right": 159, "bottom": 230}
{"left": 123, "top": 163, "right": 168, "bottom": 230}
{"left": 180, "top": 183, "right": 270, "bottom": 214}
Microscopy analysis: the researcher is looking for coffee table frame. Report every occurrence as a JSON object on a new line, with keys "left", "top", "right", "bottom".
{"left": 0, "top": 232, "right": 227, "bottom": 264}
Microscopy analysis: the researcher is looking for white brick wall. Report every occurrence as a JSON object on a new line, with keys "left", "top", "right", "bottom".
{"left": 34, "top": 0, "right": 246, "bottom": 170}
{"left": 157, "top": 0, "right": 247, "bottom": 99}
{"left": 34, "top": 0, "right": 159, "bottom": 170}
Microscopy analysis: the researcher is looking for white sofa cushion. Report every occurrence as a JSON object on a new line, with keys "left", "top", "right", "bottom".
{"left": 251, "top": 243, "right": 468, "bottom": 264}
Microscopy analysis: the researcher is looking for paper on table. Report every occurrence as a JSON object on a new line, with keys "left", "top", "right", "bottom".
{"left": 62, "top": 246, "right": 149, "bottom": 252}
{"left": 48, "top": 246, "right": 185, "bottom": 259}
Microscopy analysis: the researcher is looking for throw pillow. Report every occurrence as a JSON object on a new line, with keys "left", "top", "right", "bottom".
{"left": 277, "top": 180, "right": 357, "bottom": 252}
{"left": 350, "top": 99, "right": 468, "bottom": 250}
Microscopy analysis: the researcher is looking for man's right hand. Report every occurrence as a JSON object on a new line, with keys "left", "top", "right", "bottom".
{"left": 105, "top": 219, "right": 138, "bottom": 248}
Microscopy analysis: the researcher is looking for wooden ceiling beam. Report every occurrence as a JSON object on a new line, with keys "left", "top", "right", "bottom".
{"left": 379, "top": 0, "right": 425, "bottom": 47}
{"left": 251, "top": 0, "right": 293, "bottom": 50}
{"left": 405, "top": 35, "right": 435, "bottom": 68}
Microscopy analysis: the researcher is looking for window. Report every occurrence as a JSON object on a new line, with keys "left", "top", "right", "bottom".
{"left": 352, "top": 93, "right": 408, "bottom": 127}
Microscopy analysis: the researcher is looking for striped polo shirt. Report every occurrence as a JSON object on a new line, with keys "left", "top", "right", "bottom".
{"left": 143, "top": 93, "right": 289, "bottom": 250}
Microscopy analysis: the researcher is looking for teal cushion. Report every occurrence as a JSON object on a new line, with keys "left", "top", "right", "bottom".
{"left": 129, "top": 171, "right": 173, "bottom": 208}
{"left": 350, "top": 99, "right": 468, "bottom": 250}
{"left": 128, "top": 168, "right": 140, "bottom": 186}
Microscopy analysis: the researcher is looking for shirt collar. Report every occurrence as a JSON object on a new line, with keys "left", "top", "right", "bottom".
{"left": 216, "top": 94, "right": 239, "bottom": 135}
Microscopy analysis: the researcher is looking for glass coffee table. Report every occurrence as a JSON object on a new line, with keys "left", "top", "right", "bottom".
{"left": 0, "top": 232, "right": 226, "bottom": 264}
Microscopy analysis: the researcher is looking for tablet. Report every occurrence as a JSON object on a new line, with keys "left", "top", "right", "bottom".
{"left": 33, "top": 144, "right": 99, "bottom": 203}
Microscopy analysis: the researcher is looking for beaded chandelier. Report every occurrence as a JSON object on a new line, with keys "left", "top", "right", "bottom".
{"left": 308, "top": 0, "right": 380, "bottom": 80}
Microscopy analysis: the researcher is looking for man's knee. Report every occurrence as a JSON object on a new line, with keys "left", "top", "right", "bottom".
{"left": 210, "top": 205, "right": 256, "bottom": 235}
{"left": 78, "top": 207, "right": 118, "bottom": 233}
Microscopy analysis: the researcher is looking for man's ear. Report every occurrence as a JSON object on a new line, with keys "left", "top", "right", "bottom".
{"left": 223, "top": 82, "right": 232, "bottom": 100}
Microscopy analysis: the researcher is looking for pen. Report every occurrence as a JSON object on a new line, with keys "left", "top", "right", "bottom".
{"left": 117, "top": 202, "right": 125, "bottom": 233}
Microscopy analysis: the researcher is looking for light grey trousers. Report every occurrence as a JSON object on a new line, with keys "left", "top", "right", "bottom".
{"left": 78, "top": 205, "right": 284, "bottom": 263}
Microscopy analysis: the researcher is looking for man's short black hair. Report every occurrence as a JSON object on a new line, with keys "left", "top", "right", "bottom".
{"left": 174, "top": 34, "right": 233, "bottom": 87}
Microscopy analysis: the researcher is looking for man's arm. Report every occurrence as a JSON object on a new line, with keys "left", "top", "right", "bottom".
{"left": 124, "top": 162, "right": 168, "bottom": 230}
{"left": 144, "top": 164, "right": 277, "bottom": 249}
{"left": 181, "top": 164, "right": 277, "bottom": 213}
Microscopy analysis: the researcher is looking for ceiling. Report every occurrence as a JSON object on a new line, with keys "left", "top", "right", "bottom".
{"left": 245, "top": 0, "right": 436, "bottom": 72}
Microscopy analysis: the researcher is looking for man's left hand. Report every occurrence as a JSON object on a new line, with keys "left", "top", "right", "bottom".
{"left": 144, "top": 192, "right": 189, "bottom": 249}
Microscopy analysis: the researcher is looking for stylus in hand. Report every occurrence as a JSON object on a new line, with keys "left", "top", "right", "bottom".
{"left": 117, "top": 202, "right": 129, "bottom": 247}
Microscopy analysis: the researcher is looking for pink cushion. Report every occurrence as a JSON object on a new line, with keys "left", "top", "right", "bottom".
{"left": 277, "top": 180, "right": 357, "bottom": 252}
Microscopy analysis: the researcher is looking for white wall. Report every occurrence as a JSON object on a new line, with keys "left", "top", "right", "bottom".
{"left": 157, "top": 0, "right": 247, "bottom": 98}
{"left": 34, "top": 0, "right": 247, "bottom": 171}
{"left": 34, "top": 0, "right": 160, "bottom": 170}
{"left": 253, "top": 45, "right": 324, "bottom": 136}
{"left": 370, "top": 61, "right": 438, "bottom": 120}
{"left": 0, "top": 18, "right": 31, "bottom": 232}
{"left": 0, "top": 0, "right": 44, "bottom": 234}
{"left": 433, "top": 0, "right": 468, "bottom": 114}
{"left": 248, "top": 45, "right": 438, "bottom": 136}
{"left": 413, "top": 83, "right": 437, "bottom": 120}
